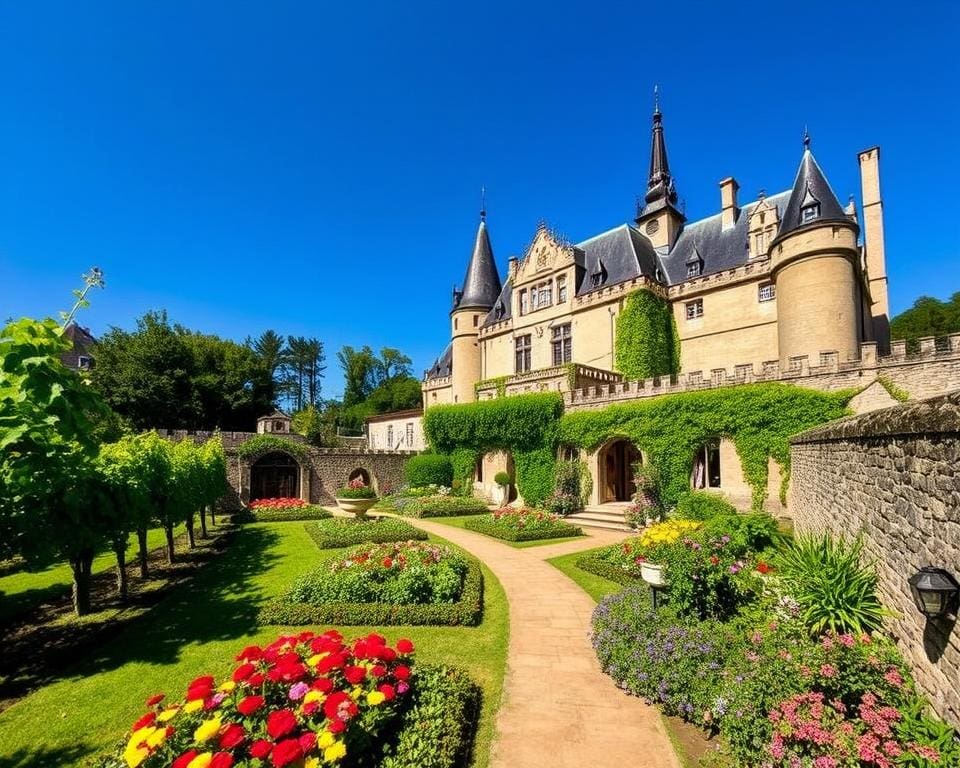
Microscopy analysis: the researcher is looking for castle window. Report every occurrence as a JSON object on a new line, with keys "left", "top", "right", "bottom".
{"left": 531, "top": 280, "right": 552, "bottom": 310}
{"left": 801, "top": 203, "right": 820, "bottom": 223}
{"left": 387, "top": 425, "right": 394, "bottom": 446}
{"left": 473, "top": 315, "right": 479, "bottom": 327}
{"left": 406, "top": 423, "right": 414, "bottom": 446}
{"left": 758, "top": 283, "right": 776, "bottom": 302}
{"left": 685, "top": 299, "right": 703, "bottom": 320}
{"left": 454, "top": 317, "right": 458, "bottom": 330}
{"left": 515, "top": 334, "right": 532, "bottom": 373}
{"left": 591, "top": 273, "right": 602, "bottom": 288}
{"left": 551, "top": 323, "right": 572, "bottom": 366}
{"left": 519, "top": 289, "right": 529, "bottom": 315}
{"left": 494, "top": 300, "right": 505, "bottom": 320}
{"left": 686, "top": 262, "right": 701, "bottom": 278}
{"left": 692, "top": 440, "right": 721, "bottom": 489}
{"left": 557, "top": 275, "right": 567, "bottom": 303}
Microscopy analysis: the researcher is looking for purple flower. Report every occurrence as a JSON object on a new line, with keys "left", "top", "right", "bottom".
{"left": 288, "top": 682, "right": 310, "bottom": 701}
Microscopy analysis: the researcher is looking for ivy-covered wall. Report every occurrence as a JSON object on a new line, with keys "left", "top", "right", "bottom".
{"left": 614, "top": 289, "right": 680, "bottom": 379}
{"left": 559, "top": 383, "right": 852, "bottom": 509}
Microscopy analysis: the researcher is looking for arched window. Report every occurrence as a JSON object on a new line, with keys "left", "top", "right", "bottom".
{"left": 692, "top": 440, "right": 721, "bottom": 489}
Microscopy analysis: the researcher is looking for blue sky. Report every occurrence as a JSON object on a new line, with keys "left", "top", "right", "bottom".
{"left": 1, "top": 1, "right": 958, "bottom": 398}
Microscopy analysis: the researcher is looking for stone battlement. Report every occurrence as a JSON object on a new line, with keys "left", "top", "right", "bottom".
{"left": 565, "top": 334, "right": 960, "bottom": 410}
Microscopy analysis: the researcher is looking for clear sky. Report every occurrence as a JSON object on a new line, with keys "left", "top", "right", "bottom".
{"left": 1, "top": 1, "right": 958, "bottom": 398}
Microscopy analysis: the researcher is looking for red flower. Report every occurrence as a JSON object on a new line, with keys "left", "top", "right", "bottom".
{"left": 237, "top": 695, "right": 265, "bottom": 717}
{"left": 371, "top": 665, "right": 387, "bottom": 678}
{"left": 270, "top": 738, "right": 303, "bottom": 768}
{"left": 187, "top": 679, "right": 214, "bottom": 701}
{"left": 396, "top": 638, "right": 414, "bottom": 654}
{"left": 210, "top": 753, "right": 234, "bottom": 768}
{"left": 393, "top": 665, "right": 411, "bottom": 681}
{"left": 709, "top": 555, "right": 720, "bottom": 566}
{"left": 146, "top": 693, "right": 165, "bottom": 707}
{"left": 232, "top": 662, "right": 256, "bottom": 682}
{"left": 378, "top": 683, "right": 396, "bottom": 701}
{"left": 298, "top": 731, "right": 317, "bottom": 753}
{"left": 328, "top": 717, "right": 346, "bottom": 734}
{"left": 266, "top": 709, "right": 298, "bottom": 739}
{"left": 382, "top": 557, "right": 393, "bottom": 568}
{"left": 132, "top": 711, "right": 156, "bottom": 731}
{"left": 756, "top": 561, "right": 773, "bottom": 575}
{"left": 172, "top": 751, "right": 199, "bottom": 768}
{"left": 366, "top": 632, "right": 386, "bottom": 645}
{"left": 323, "top": 691, "right": 357, "bottom": 721}
{"left": 249, "top": 740, "right": 272, "bottom": 759}
{"left": 219, "top": 723, "right": 245, "bottom": 749}
{"left": 247, "top": 673, "right": 266, "bottom": 687}
{"left": 236, "top": 645, "right": 264, "bottom": 662}
{"left": 344, "top": 665, "right": 367, "bottom": 684}
{"left": 375, "top": 646, "right": 397, "bottom": 663}
{"left": 311, "top": 677, "right": 333, "bottom": 693}
{"left": 189, "top": 675, "right": 215, "bottom": 690}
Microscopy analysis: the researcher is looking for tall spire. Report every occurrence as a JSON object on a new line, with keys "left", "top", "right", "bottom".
{"left": 644, "top": 86, "right": 679, "bottom": 211}
{"left": 453, "top": 208, "right": 502, "bottom": 312}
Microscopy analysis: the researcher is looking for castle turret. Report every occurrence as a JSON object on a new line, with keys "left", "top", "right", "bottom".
{"left": 771, "top": 133, "right": 862, "bottom": 369}
{"left": 635, "top": 88, "right": 685, "bottom": 249}
{"left": 450, "top": 208, "right": 502, "bottom": 403}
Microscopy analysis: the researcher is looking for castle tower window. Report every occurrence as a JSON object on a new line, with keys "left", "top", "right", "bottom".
{"left": 758, "top": 283, "right": 776, "bottom": 302}
{"left": 473, "top": 315, "right": 479, "bottom": 327}
{"left": 685, "top": 299, "right": 704, "bottom": 320}
{"left": 801, "top": 203, "right": 820, "bottom": 223}
{"left": 515, "top": 334, "right": 532, "bottom": 373}
{"left": 557, "top": 274, "right": 567, "bottom": 303}
{"left": 519, "top": 289, "right": 529, "bottom": 315}
{"left": 531, "top": 280, "right": 553, "bottom": 310}
{"left": 551, "top": 323, "right": 572, "bottom": 365}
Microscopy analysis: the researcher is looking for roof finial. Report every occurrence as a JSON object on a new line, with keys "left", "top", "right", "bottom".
{"left": 653, "top": 84, "right": 661, "bottom": 116}
{"left": 480, "top": 186, "right": 486, "bottom": 222}
{"left": 803, "top": 125, "right": 811, "bottom": 150}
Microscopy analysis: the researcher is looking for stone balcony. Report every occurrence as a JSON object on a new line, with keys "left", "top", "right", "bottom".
{"left": 476, "top": 363, "right": 623, "bottom": 399}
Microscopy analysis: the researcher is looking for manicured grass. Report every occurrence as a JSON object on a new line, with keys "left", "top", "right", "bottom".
{"left": 545, "top": 546, "right": 625, "bottom": 602}
{"left": 0, "top": 522, "right": 508, "bottom": 768}
{"left": 427, "top": 514, "right": 586, "bottom": 549}
{"left": 0, "top": 526, "right": 180, "bottom": 625}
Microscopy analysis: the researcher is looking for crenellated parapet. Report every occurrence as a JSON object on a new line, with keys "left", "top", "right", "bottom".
{"left": 565, "top": 334, "right": 960, "bottom": 410}
{"left": 476, "top": 363, "right": 624, "bottom": 400}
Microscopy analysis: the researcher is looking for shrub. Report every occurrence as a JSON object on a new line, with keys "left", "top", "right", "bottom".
{"left": 337, "top": 477, "right": 377, "bottom": 499}
{"left": 700, "top": 512, "right": 780, "bottom": 552}
{"left": 776, "top": 534, "right": 886, "bottom": 635}
{"left": 259, "top": 557, "right": 483, "bottom": 627}
{"left": 895, "top": 696, "right": 960, "bottom": 768}
{"left": 674, "top": 491, "right": 738, "bottom": 520}
{"left": 547, "top": 460, "right": 585, "bottom": 515}
{"left": 99, "top": 630, "right": 416, "bottom": 768}
{"left": 391, "top": 495, "right": 489, "bottom": 518}
{"left": 405, "top": 455, "right": 453, "bottom": 488}
{"left": 237, "top": 504, "right": 332, "bottom": 523}
{"left": 305, "top": 518, "right": 427, "bottom": 549}
{"left": 465, "top": 508, "right": 582, "bottom": 542}
{"left": 493, "top": 471, "right": 511, "bottom": 486}
{"left": 544, "top": 490, "right": 581, "bottom": 517}
{"left": 575, "top": 553, "right": 643, "bottom": 586}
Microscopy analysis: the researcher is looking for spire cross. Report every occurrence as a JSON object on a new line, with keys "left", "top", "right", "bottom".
{"left": 803, "top": 125, "right": 811, "bottom": 149}
{"left": 480, "top": 186, "right": 486, "bottom": 221}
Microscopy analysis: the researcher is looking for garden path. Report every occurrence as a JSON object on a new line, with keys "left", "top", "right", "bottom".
{"left": 407, "top": 519, "right": 683, "bottom": 768}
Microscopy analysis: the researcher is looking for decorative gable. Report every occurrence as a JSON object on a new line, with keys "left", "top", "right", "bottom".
{"left": 747, "top": 194, "right": 780, "bottom": 259}
{"left": 513, "top": 222, "right": 579, "bottom": 288}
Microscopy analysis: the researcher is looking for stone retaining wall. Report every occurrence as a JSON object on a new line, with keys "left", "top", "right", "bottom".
{"left": 790, "top": 392, "right": 960, "bottom": 726}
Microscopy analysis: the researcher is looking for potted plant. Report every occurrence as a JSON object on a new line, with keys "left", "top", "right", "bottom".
{"left": 335, "top": 477, "right": 378, "bottom": 518}
{"left": 637, "top": 541, "right": 670, "bottom": 587}
{"left": 493, "top": 471, "right": 511, "bottom": 506}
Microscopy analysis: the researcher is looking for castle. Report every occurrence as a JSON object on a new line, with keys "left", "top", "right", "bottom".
{"left": 423, "top": 101, "right": 890, "bottom": 408}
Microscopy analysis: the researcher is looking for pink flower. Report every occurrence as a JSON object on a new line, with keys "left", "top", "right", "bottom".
{"left": 819, "top": 664, "right": 837, "bottom": 678}
{"left": 883, "top": 667, "right": 904, "bottom": 688}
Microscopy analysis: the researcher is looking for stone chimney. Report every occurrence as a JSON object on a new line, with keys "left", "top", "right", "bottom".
{"left": 720, "top": 177, "right": 739, "bottom": 230}
{"left": 508, "top": 256, "right": 519, "bottom": 279}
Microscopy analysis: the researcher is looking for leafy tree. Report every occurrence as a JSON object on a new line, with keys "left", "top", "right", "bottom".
{"left": 337, "top": 345, "right": 379, "bottom": 408}
{"left": 249, "top": 330, "right": 285, "bottom": 380}
{"left": 890, "top": 293, "right": 960, "bottom": 349}
{"left": 198, "top": 437, "right": 228, "bottom": 536}
{"left": 292, "top": 403, "right": 340, "bottom": 446}
{"left": 281, "top": 336, "right": 326, "bottom": 411}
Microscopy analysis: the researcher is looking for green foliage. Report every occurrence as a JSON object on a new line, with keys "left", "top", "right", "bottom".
{"left": 291, "top": 404, "right": 339, "bottom": 447}
{"left": 890, "top": 292, "right": 960, "bottom": 351}
{"left": 614, "top": 289, "right": 680, "bottom": 378}
{"left": 575, "top": 553, "right": 642, "bottom": 586}
{"left": 545, "top": 460, "right": 584, "bottom": 515}
{"left": 559, "top": 383, "right": 851, "bottom": 509}
{"left": 405, "top": 454, "right": 453, "bottom": 488}
{"left": 474, "top": 376, "right": 508, "bottom": 398}
{"left": 305, "top": 517, "right": 427, "bottom": 548}
{"left": 237, "top": 505, "right": 331, "bottom": 523}
{"left": 675, "top": 490, "right": 738, "bottom": 520}
{"left": 380, "top": 665, "right": 481, "bottom": 768}
{"left": 464, "top": 510, "right": 582, "bottom": 542}
{"left": 235, "top": 433, "right": 310, "bottom": 460}
{"left": 513, "top": 447, "right": 557, "bottom": 506}
{"left": 493, "top": 471, "right": 511, "bottom": 486}
{"left": 382, "top": 494, "right": 489, "bottom": 518}
{"left": 895, "top": 696, "right": 960, "bottom": 768}
{"left": 775, "top": 534, "right": 887, "bottom": 635}
{"left": 260, "top": 556, "right": 483, "bottom": 627}
{"left": 449, "top": 448, "right": 478, "bottom": 496}
{"left": 876, "top": 375, "right": 910, "bottom": 402}
{"left": 337, "top": 482, "right": 377, "bottom": 498}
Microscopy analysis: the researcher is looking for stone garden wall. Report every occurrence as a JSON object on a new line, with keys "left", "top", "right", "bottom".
{"left": 790, "top": 392, "right": 960, "bottom": 727}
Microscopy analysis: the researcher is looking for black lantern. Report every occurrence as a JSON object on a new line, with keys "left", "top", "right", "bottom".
{"left": 908, "top": 567, "right": 960, "bottom": 619}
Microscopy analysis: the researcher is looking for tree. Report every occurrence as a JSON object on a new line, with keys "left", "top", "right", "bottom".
{"left": 281, "top": 336, "right": 325, "bottom": 411}
{"left": 249, "top": 330, "right": 285, "bottom": 380}
{"left": 337, "top": 345, "right": 379, "bottom": 408}
{"left": 890, "top": 293, "right": 960, "bottom": 348}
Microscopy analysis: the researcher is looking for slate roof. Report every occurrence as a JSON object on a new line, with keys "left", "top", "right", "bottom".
{"left": 481, "top": 277, "right": 513, "bottom": 328}
{"left": 454, "top": 219, "right": 502, "bottom": 312}
{"left": 658, "top": 190, "right": 791, "bottom": 284}
{"left": 576, "top": 224, "right": 661, "bottom": 296}
{"left": 775, "top": 148, "right": 851, "bottom": 241}
{"left": 424, "top": 343, "right": 453, "bottom": 381}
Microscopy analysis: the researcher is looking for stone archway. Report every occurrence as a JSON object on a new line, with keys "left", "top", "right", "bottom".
{"left": 348, "top": 466, "right": 377, "bottom": 494}
{"left": 598, "top": 439, "right": 641, "bottom": 503}
{"left": 250, "top": 451, "right": 301, "bottom": 500}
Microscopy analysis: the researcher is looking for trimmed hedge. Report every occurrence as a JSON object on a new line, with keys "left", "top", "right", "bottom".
{"left": 674, "top": 491, "right": 739, "bottom": 520}
{"left": 575, "top": 553, "right": 643, "bottom": 586}
{"left": 380, "top": 665, "right": 481, "bottom": 768}
{"left": 464, "top": 515, "right": 583, "bottom": 542}
{"left": 236, "top": 505, "right": 332, "bottom": 523}
{"left": 305, "top": 517, "right": 427, "bottom": 549}
{"left": 380, "top": 495, "right": 489, "bottom": 518}
{"left": 405, "top": 454, "right": 453, "bottom": 488}
{"left": 258, "top": 557, "right": 484, "bottom": 627}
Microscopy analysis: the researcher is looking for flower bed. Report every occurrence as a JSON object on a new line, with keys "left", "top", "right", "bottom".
{"left": 250, "top": 497, "right": 307, "bottom": 510}
{"left": 305, "top": 518, "right": 428, "bottom": 549}
{"left": 376, "top": 494, "right": 488, "bottom": 518}
{"left": 239, "top": 501, "right": 332, "bottom": 523}
{"left": 260, "top": 542, "right": 483, "bottom": 627}
{"left": 337, "top": 477, "right": 377, "bottom": 499}
{"left": 464, "top": 507, "right": 583, "bottom": 542}
{"left": 99, "top": 631, "right": 480, "bottom": 768}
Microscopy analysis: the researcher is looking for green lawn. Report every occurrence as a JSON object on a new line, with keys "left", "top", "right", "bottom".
{"left": 0, "top": 521, "right": 508, "bottom": 768}
{"left": 545, "top": 546, "right": 625, "bottom": 602}
{"left": 425, "top": 514, "right": 587, "bottom": 548}
{"left": 0, "top": 526, "right": 180, "bottom": 625}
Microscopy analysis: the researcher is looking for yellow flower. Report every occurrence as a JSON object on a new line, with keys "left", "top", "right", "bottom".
{"left": 303, "top": 690, "right": 326, "bottom": 705}
{"left": 193, "top": 716, "right": 222, "bottom": 743}
{"left": 157, "top": 707, "right": 180, "bottom": 722}
{"left": 187, "top": 753, "right": 213, "bottom": 768}
{"left": 349, "top": 686, "right": 362, "bottom": 700}
{"left": 183, "top": 699, "right": 204, "bottom": 714}
{"left": 323, "top": 741, "right": 347, "bottom": 762}
{"left": 305, "top": 759, "right": 321, "bottom": 768}
{"left": 318, "top": 731, "right": 336, "bottom": 749}
{"left": 366, "top": 691, "right": 386, "bottom": 706}
{"left": 307, "top": 652, "right": 328, "bottom": 667}
{"left": 218, "top": 680, "right": 236, "bottom": 693}
{"left": 123, "top": 727, "right": 155, "bottom": 768}
{"left": 146, "top": 728, "right": 169, "bottom": 748}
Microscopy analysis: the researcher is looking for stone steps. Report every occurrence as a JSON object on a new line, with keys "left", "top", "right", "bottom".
{"left": 566, "top": 503, "right": 633, "bottom": 532}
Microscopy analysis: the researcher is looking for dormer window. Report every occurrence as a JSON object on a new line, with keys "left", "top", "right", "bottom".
{"left": 590, "top": 258, "right": 607, "bottom": 288}
{"left": 591, "top": 273, "right": 602, "bottom": 288}
{"left": 801, "top": 203, "right": 820, "bottom": 223}
{"left": 494, "top": 300, "right": 505, "bottom": 320}
{"left": 686, "top": 262, "right": 701, "bottom": 278}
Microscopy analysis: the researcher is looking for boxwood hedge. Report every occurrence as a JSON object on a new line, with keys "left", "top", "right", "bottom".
{"left": 404, "top": 454, "right": 453, "bottom": 488}
{"left": 305, "top": 517, "right": 428, "bottom": 549}
{"left": 464, "top": 515, "right": 582, "bottom": 542}
{"left": 575, "top": 553, "right": 643, "bottom": 586}
{"left": 236, "top": 505, "right": 332, "bottom": 523}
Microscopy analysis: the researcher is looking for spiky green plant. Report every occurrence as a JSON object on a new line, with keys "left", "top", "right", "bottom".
{"left": 776, "top": 533, "right": 887, "bottom": 635}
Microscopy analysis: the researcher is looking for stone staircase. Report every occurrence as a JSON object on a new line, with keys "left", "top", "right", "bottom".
{"left": 566, "top": 501, "right": 634, "bottom": 532}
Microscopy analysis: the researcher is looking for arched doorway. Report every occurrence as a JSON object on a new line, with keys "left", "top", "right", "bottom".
{"left": 599, "top": 439, "right": 641, "bottom": 503}
{"left": 691, "top": 439, "right": 722, "bottom": 489}
{"left": 250, "top": 452, "right": 300, "bottom": 500}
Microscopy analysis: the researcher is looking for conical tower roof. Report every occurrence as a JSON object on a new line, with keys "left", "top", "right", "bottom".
{"left": 453, "top": 215, "right": 502, "bottom": 312}
{"left": 777, "top": 136, "right": 850, "bottom": 240}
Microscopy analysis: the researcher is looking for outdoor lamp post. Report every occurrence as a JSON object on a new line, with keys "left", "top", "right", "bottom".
{"left": 908, "top": 567, "right": 960, "bottom": 619}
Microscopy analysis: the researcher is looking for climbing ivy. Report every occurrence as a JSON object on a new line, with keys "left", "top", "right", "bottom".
{"left": 236, "top": 434, "right": 310, "bottom": 460}
{"left": 423, "top": 393, "right": 563, "bottom": 505}
{"left": 474, "top": 376, "right": 509, "bottom": 398}
{"left": 614, "top": 289, "right": 680, "bottom": 379}
{"left": 876, "top": 376, "right": 910, "bottom": 403}
{"left": 558, "top": 383, "right": 853, "bottom": 510}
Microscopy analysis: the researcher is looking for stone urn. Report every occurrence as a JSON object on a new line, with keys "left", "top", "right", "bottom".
{"left": 335, "top": 497, "right": 378, "bottom": 519}
{"left": 640, "top": 562, "right": 668, "bottom": 587}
